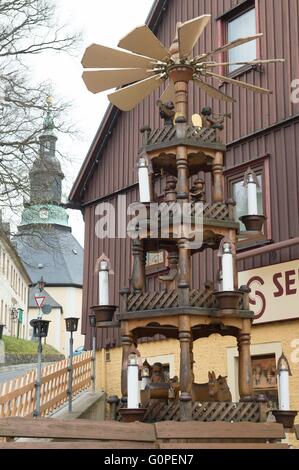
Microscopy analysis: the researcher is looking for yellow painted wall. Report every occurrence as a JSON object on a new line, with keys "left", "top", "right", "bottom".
{"left": 96, "top": 319, "right": 299, "bottom": 435}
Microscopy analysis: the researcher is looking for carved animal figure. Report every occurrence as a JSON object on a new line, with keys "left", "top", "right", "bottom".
{"left": 170, "top": 371, "right": 232, "bottom": 402}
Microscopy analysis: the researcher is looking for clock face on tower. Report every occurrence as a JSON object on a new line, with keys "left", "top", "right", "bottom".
{"left": 39, "top": 208, "right": 49, "bottom": 220}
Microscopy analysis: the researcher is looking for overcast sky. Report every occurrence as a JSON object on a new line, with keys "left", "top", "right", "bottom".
{"left": 30, "top": 0, "right": 154, "bottom": 245}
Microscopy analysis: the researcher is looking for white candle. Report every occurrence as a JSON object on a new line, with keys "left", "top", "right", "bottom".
{"left": 98, "top": 260, "right": 109, "bottom": 306}
{"left": 138, "top": 157, "right": 151, "bottom": 203}
{"left": 127, "top": 354, "right": 139, "bottom": 409}
{"left": 222, "top": 243, "right": 234, "bottom": 291}
{"left": 279, "top": 369, "right": 290, "bottom": 411}
{"left": 247, "top": 173, "right": 258, "bottom": 215}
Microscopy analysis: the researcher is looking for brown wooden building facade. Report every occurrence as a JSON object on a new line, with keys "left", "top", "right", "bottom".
{"left": 69, "top": 0, "right": 299, "bottom": 376}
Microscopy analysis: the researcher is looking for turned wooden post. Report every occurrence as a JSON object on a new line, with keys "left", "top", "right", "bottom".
{"left": 212, "top": 151, "right": 224, "bottom": 203}
{"left": 131, "top": 239, "right": 145, "bottom": 292}
{"left": 119, "top": 288, "right": 130, "bottom": 314}
{"left": 165, "top": 175, "right": 177, "bottom": 202}
{"left": 179, "top": 315, "right": 192, "bottom": 421}
{"left": 107, "top": 395, "right": 120, "bottom": 420}
{"left": 174, "top": 116, "right": 191, "bottom": 305}
{"left": 237, "top": 318, "right": 253, "bottom": 401}
{"left": 121, "top": 321, "right": 133, "bottom": 402}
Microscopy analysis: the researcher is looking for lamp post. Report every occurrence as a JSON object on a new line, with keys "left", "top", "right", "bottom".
{"left": 0, "top": 323, "right": 5, "bottom": 365}
{"left": 65, "top": 317, "right": 79, "bottom": 413}
{"left": 17, "top": 308, "right": 23, "bottom": 339}
{"left": 89, "top": 313, "right": 97, "bottom": 393}
{"left": 0, "top": 323, "right": 4, "bottom": 340}
{"left": 30, "top": 318, "right": 50, "bottom": 417}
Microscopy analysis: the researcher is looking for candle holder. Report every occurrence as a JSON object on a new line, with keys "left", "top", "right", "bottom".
{"left": 214, "top": 290, "right": 243, "bottom": 311}
{"left": 91, "top": 305, "right": 117, "bottom": 323}
{"left": 271, "top": 410, "right": 298, "bottom": 430}
{"left": 240, "top": 214, "right": 266, "bottom": 232}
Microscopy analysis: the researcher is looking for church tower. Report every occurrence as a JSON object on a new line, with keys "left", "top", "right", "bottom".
{"left": 20, "top": 97, "right": 68, "bottom": 228}
{"left": 14, "top": 99, "right": 84, "bottom": 354}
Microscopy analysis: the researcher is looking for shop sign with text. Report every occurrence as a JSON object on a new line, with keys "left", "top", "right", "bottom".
{"left": 238, "top": 260, "right": 299, "bottom": 324}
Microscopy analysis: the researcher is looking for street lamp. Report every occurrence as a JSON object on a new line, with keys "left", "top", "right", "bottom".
{"left": 17, "top": 308, "right": 24, "bottom": 339}
{"left": 65, "top": 317, "right": 79, "bottom": 413}
{"left": 89, "top": 313, "right": 96, "bottom": 394}
{"left": 37, "top": 276, "right": 46, "bottom": 292}
{"left": 30, "top": 318, "right": 51, "bottom": 417}
{"left": 0, "top": 323, "right": 5, "bottom": 340}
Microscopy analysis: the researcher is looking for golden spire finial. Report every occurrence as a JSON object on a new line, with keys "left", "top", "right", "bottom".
{"left": 46, "top": 95, "right": 53, "bottom": 108}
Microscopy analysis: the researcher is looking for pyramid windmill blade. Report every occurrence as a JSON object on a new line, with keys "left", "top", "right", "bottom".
{"left": 205, "top": 58, "right": 285, "bottom": 68}
{"left": 160, "top": 81, "right": 176, "bottom": 103}
{"left": 118, "top": 25, "right": 170, "bottom": 62}
{"left": 82, "top": 69, "right": 155, "bottom": 94}
{"left": 194, "top": 76, "right": 235, "bottom": 103}
{"left": 108, "top": 75, "right": 163, "bottom": 111}
{"left": 178, "top": 14, "right": 211, "bottom": 59}
{"left": 81, "top": 43, "right": 155, "bottom": 69}
{"left": 200, "top": 33, "right": 263, "bottom": 60}
{"left": 204, "top": 71, "right": 272, "bottom": 94}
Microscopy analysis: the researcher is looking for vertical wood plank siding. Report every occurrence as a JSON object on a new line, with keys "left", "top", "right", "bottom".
{"left": 79, "top": 0, "right": 299, "bottom": 348}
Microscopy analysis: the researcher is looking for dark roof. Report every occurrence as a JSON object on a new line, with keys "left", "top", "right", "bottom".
{"left": 68, "top": 0, "right": 169, "bottom": 204}
{"left": 28, "top": 287, "right": 62, "bottom": 309}
{"left": 13, "top": 224, "right": 83, "bottom": 287}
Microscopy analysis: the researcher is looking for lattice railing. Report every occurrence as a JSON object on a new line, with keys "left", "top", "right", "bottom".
{"left": 202, "top": 203, "right": 231, "bottom": 220}
{"left": 146, "top": 125, "right": 217, "bottom": 146}
{"left": 127, "top": 286, "right": 217, "bottom": 312}
{"left": 0, "top": 352, "right": 92, "bottom": 418}
{"left": 142, "top": 400, "right": 261, "bottom": 423}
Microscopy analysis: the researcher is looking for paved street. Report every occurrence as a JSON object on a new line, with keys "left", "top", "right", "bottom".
{"left": 0, "top": 363, "right": 44, "bottom": 384}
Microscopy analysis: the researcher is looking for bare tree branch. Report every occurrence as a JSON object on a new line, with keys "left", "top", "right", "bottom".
{"left": 0, "top": 0, "right": 80, "bottom": 218}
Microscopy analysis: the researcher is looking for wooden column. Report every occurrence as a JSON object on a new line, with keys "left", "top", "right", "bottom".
{"left": 179, "top": 315, "right": 192, "bottom": 421}
{"left": 165, "top": 175, "right": 177, "bottom": 202}
{"left": 176, "top": 117, "right": 191, "bottom": 305}
{"left": 120, "top": 321, "right": 133, "bottom": 402}
{"left": 131, "top": 239, "right": 145, "bottom": 292}
{"left": 237, "top": 318, "right": 253, "bottom": 401}
{"left": 212, "top": 151, "right": 224, "bottom": 203}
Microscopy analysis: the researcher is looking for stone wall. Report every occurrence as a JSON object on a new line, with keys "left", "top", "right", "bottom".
{"left": 3, "top": 353, "right": 65, "bottom": 366}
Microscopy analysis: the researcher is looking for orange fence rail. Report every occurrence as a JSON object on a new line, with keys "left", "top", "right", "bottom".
{"left": 0, "top": 352, "right": 92, "bottom": 418}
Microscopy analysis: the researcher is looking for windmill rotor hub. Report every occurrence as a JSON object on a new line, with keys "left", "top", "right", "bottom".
{"left": 168, "top": 65, "right": 194, "bottom": 83}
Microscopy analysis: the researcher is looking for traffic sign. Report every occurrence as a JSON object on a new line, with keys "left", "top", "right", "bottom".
{"left": 34, "top": 296, "right": 46, "bottom": 309}
{"left": 42, "top": 304, "right": 52, "bottom": 315}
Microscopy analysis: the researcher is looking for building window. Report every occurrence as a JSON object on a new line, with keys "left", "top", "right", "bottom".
{"left": 227, "top": 7, "right": 257, "bottom": 73}
{"left": 232, "top": 173, "right": 263, "bottom": 232}
{"left": 225, "top": 156, "right": 271, "bottom": 247}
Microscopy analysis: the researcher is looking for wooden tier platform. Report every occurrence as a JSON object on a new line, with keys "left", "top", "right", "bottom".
{"left": 0, "top": 417, "right": 288, "bottom": 449}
